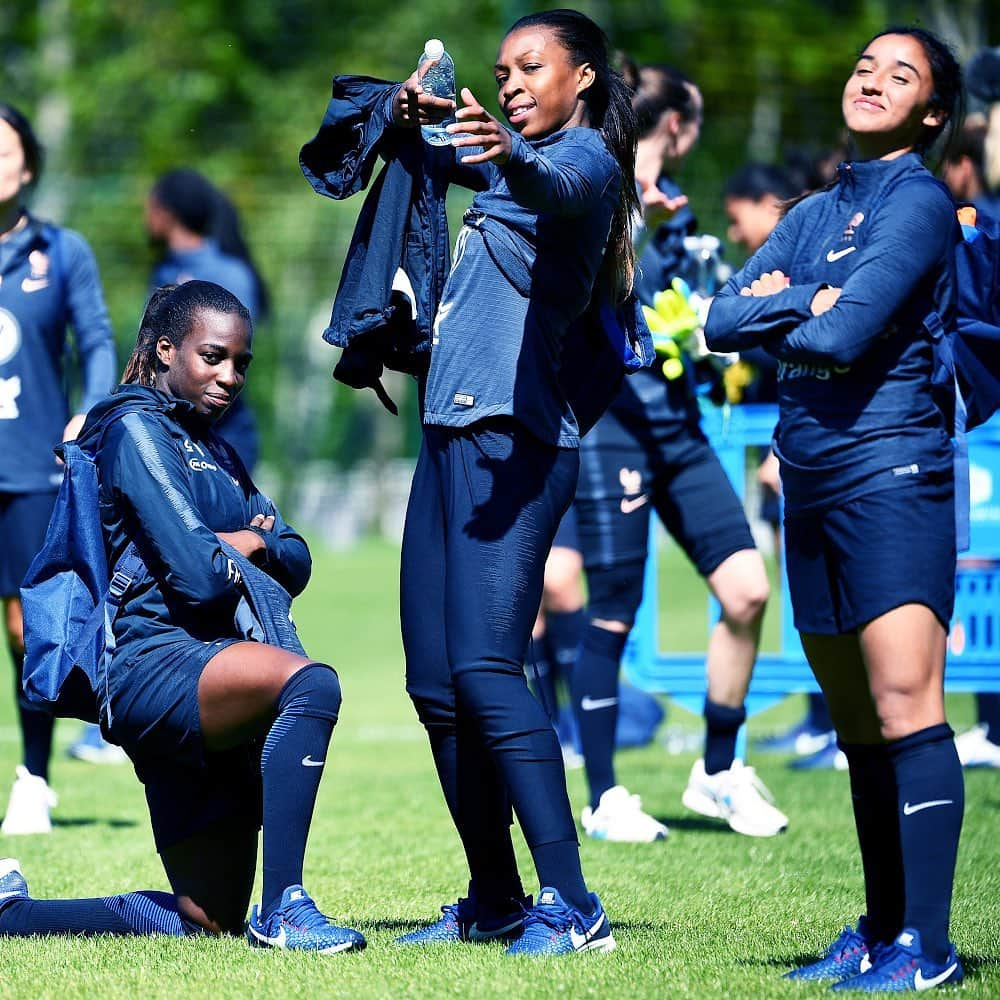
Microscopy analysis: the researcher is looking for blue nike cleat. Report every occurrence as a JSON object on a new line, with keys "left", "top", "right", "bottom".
{"left": 832, "top": 928, "right": 963, "bottom": 993}
{"left": 505, "top": 887, "right": 615, "bottom": 957}
{"left": 246, "top": 884, "right": 365, "bottom": 954}
{"left": 394, "top": 894, "right": 528, "bottom": 945}
{"left": 0, "top": 858, "right": 28, "bottom": 912}
{"left": 784, "top": 917, "right": 875, "bottom": 981}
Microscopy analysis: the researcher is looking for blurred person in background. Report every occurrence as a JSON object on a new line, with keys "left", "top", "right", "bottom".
{"left": 724, "top": 161, "right": 842, "bottom": 770}
{"left": 146, "top": 167, "right": 269, "bottom": 472}
{"left": 0, "top": 103, "right": 117, "bottom": 833}
{"left": 570, "top": 62, "right": 788, "bottom": 844}
{"left": 941, "top": 53, "right": 1000, "bottom": 769}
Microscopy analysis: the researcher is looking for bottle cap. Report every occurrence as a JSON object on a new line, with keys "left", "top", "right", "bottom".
{"left": 424, "top": 38, "right": 445, "bottom": 59}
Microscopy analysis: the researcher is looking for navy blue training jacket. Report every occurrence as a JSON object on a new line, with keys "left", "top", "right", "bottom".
{"left": 301, "top": 77, "right": 648, "bottom": 446}
{"left": 79, "top": 385, "right": 310, "bottom": 689}
{"left": 0, "top": 215, "right": 116, "bottom": 492}
{"left": 705, "top": 153, "right": 958, "bottom": 513}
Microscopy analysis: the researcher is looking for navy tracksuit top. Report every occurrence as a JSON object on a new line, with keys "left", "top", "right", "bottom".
{"left": 423, "top": 126, "right": 620, "bottom": 447}
{"left": 706, "top": 153, "right": 958, "bottom": 513}
{"left": 0, "top": 215, "right": 116, "bottom": 492}
{"left": 81, "top": 385, "right": 310, "bottom": 685}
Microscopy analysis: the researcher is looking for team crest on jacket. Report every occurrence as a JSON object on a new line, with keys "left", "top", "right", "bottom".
{"left": 0, "top": 375, "right": 21, "bottom": 419}
{"left": 0, "top": 307, "right": 22, "bottom": 365}
{"left": 842, "top": 212, "right": 865, "bottom": 238}
{"left": 21, "top": 250, "right": 50, "bottom": 293}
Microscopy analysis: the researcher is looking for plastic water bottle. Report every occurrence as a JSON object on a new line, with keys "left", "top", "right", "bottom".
{"left": 418, "top": 39, "right": 464, "bottom": 146}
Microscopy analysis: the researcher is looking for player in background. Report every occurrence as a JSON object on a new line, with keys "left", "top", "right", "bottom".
{"left": 0, "top": 103, "right": 117, "bottom": 833}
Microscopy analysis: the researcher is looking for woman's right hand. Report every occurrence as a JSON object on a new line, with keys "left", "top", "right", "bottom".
{"left": 392, "top": 64, "right": 456, "bottom": 128}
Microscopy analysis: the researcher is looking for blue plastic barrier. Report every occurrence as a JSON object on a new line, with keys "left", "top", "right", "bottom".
{"left": 623, "top": 403, "right": 1000, "bottom": 714}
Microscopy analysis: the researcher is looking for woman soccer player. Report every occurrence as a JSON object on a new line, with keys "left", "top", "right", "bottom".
{"left": 0, "top": 103, "right": 117, "bottom": 833}
{"left": 0, "top": 280, "right": 364, "bottom": 955}
{"left": 570, "top": 63, "right": 787, "bottom": 842}
{"left": 706, "top": 26, "right": 965, "bottom": 992}
{"left": 386, "top": 9, "right": 635, "bottom": 955}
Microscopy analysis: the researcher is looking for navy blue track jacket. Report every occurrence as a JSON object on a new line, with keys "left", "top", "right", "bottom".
{"left": 79, "top": 385, "right": 310, "bottom": 688}
{"left": 0, "top": 215, "right": 116, "bottom": 492}
{"left": 705, "top": 153, "right": 958, "bottom": 513}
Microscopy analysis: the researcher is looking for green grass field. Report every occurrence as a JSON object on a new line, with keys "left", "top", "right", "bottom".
{"left": 0, "top": 538, "right": 997, "bottom": 998}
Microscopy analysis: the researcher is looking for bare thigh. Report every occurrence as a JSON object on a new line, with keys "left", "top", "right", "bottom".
{"left": 197, "top": 641, "right": 313, "bottom": 752}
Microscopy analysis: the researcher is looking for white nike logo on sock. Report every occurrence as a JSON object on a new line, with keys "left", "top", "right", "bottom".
{"left": 902, "top": 799, "right": 953, "bottom": 816}
{"left": 581, "top": 696, "right": 618, "bottom": 712}
{"left": 301, "top": 756, "right": 325, "bottom": 767}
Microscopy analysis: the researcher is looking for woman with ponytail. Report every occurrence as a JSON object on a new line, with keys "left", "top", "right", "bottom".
{"left": 382, "top": 7, "right": 630, "bottom": 956}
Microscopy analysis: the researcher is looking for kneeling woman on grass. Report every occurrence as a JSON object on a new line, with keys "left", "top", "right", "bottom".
{"left": 0, "top": 280, "right": 365, "bottom": 954}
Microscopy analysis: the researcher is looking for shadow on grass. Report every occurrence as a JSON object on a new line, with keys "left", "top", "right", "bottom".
{"left": 51, "top": 817, "right": 138, "bottom": 829}
{"left": 738, "top": 953, "right": 999, "bottom": 976}
{"left": 655, "top": 814, "right": 729, "bottom": 833}
{"left": 362, "top": 918, "right": 665, "bottom": 934}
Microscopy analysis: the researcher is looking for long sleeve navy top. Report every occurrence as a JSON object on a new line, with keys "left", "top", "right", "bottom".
{"left": 81, "top": 386, "right": 310, "bottom": 685}
{"left": 705, "top": 153, "right": 958, "bottom": 513}
{"left": 423, "top": 127, "right": 620, "bottom": 447}
{"left": 0, "top": 216, "right": 117, "bottom": 492}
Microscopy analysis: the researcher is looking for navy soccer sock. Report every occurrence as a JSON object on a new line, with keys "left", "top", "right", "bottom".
{"left": 888, "top": 723, "right": 964, "bottom": 963}
{"left": 570, "top": 625, "right": 627, "bottom": 809}
{"left": 530, "top": 841, "right": 594, "bottom": 916}
{"left": 840, "top": 741, "right": 904, "bottom": 944}
{"left": 977, "top": 693, "right": 1000, "bottom": 744}
{"left": 0, "top": 890, "right": 187, "bottom": 936}
{"left": 545, "top": 609, "right": 585, "bottom": 682}
{"left": 454, "top": 715, "right": 525, "bottom": 911}
{"left": 11, "top": 649, "right": 54, "bottom": 782}
{"left": 703, "top": 698, "right": 746, "bottom": 775}
{"left": 260, "top": 664, "right": 341, "bottom": 918}
{"left": 806, "top": 691, "right": 834, "bottom": 732}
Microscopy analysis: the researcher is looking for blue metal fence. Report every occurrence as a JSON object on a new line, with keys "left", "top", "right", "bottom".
{"left": 622, "top": 403, "right": 1000, "bottom": 716}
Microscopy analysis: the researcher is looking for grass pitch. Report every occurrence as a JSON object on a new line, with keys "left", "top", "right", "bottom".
{"left": 0, "top": 538, "right": 996, "bottom": 998}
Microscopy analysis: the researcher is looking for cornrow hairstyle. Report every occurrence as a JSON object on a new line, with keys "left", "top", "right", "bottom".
{"left": 508, "top": 8, "right": 640, "bottom": 302}
{"left": 121, "top": 280, "right": 252, "bottom": 387}
{"left": 0, "top": 103, "right": 44, "bottom": 188}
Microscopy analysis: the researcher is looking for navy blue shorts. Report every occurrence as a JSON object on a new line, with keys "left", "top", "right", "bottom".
{"left": 0, "top": 491, "right": 56, "bottom": 596}
{"left": 107, "top": 636, "right": 262, "bottom": 852}
{"left": 784, "top": 476, "right": 956, "bottom": 634}
{"left": 575, "top": 427, "right": 755, "bottom": 576}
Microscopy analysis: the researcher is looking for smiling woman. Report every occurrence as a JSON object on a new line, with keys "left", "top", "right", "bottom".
{"left": 0, "top": 278, "right": 366, "bottom": 954}
{"left": 706, "top": 25, "right": 968, "bottom": 994}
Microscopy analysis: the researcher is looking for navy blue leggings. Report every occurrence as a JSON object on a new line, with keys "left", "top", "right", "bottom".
{"left": 402, "top": 420, "right": 580, "bottom": 885}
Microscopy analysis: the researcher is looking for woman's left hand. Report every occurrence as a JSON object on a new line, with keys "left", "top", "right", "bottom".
{"left": 740, "top": 270, "right": 791, "bottom": 297}
{"left": 449, "top": 87, "right": 512, "bottom": 165}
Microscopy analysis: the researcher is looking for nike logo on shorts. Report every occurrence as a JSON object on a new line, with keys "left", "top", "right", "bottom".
{"left": 620, "top": 494, "right": 648, "bottom": 514}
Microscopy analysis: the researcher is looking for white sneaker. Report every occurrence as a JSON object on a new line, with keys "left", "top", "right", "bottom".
{"left": 682, "top": 759, "right": 788, "bottom": 837}
{"left": 581, "top": 785, "right": 668, "bottom": 842}
{"left": 1, "top": 766, "right": 57, "bottom": 835}
{"left": 954, "top": 724, "right": 1000, "bottom": 768}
